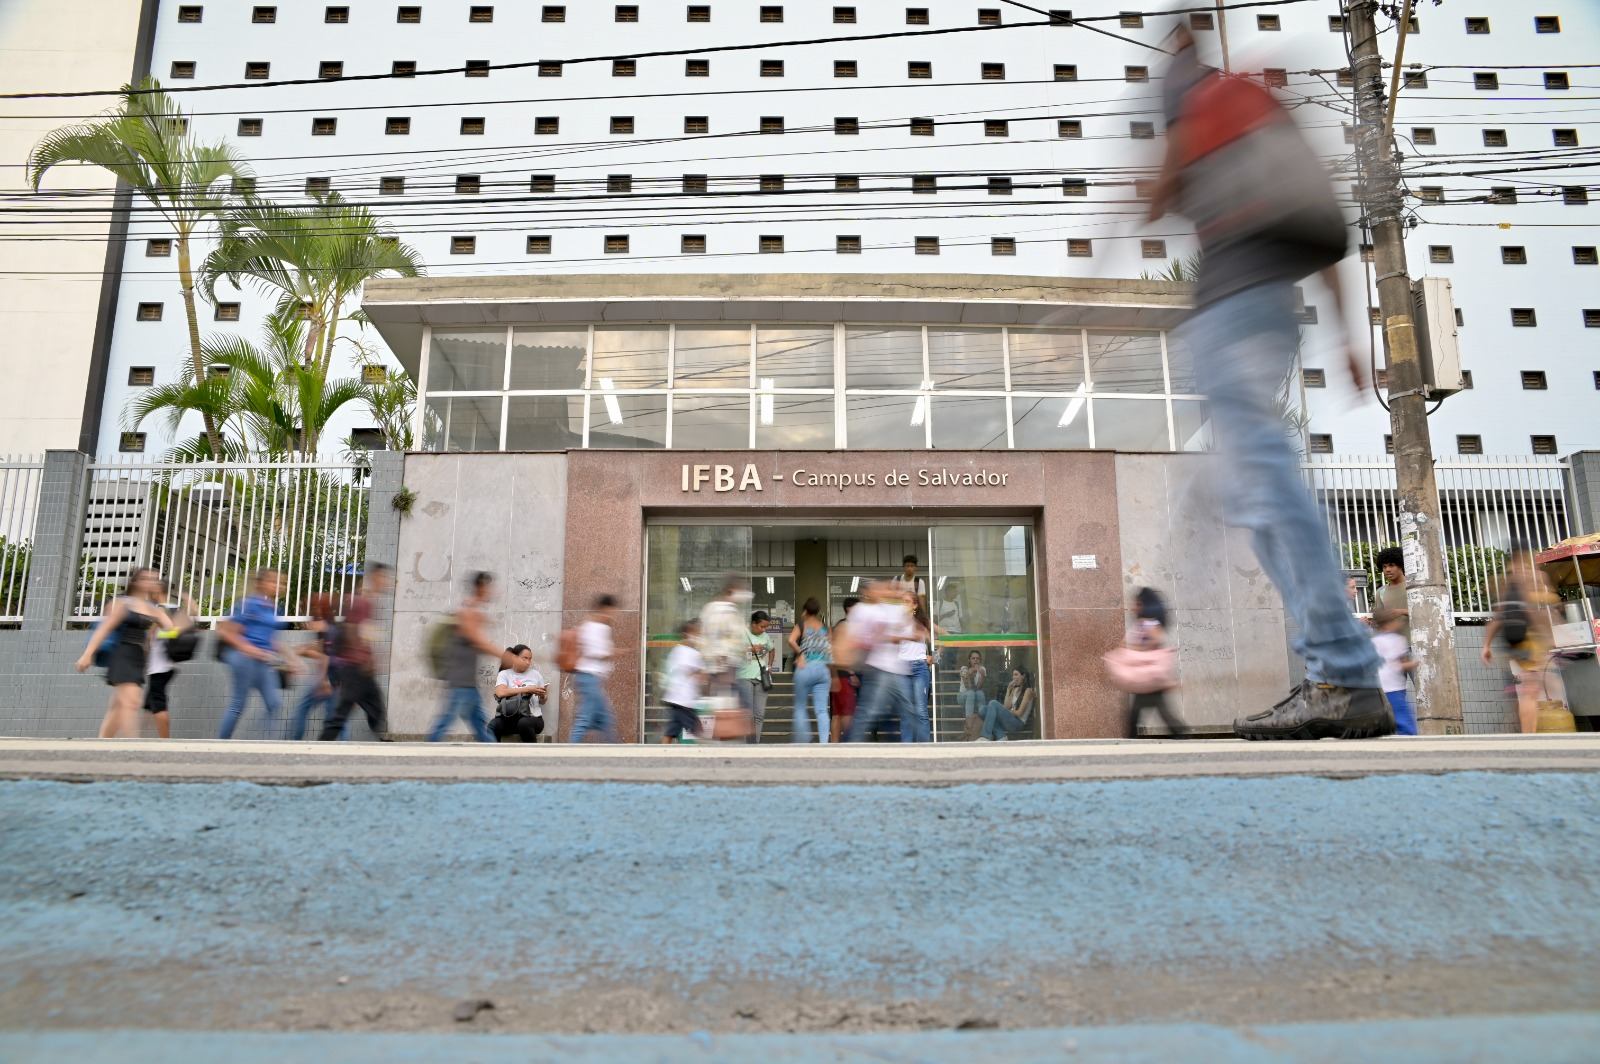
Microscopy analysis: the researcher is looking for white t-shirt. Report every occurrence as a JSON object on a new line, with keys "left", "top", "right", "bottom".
{"left": 1372, "top": 631, "right": 1409, "bottom": 693}
{"left": 891, "top": 575, "right": 927, "bottom": 599}
{"left": 495, "top": 666, "right": 546, "bottom": 715}
{"left": 578, "top": 620, "right": 613, "bottom": 676}
{"left": 147, "top": 632, "right": 173, "bottom": 676}
{"left": 861, "top": 602, "right": 913, "bottom": 675}
{"left": 663, "top": 643, "right": 704, "bottom": 708}
{"left": 934, "top": 597, "right": 961, "bottom": 634}
{"left": 898, "top": 627, "right": 929, "bottom": 663}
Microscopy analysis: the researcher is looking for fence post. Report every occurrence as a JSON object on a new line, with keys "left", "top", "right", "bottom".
{"left": 20, "top": 451, "right": 89, "bottom": 633}
{"left": 364, "top": 450, "right": 405, "bottom": 692}
{"left": 1567, "top": 451, "right": 1600, "bottom": 537}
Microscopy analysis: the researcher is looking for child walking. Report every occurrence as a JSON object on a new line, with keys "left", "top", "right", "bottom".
{"left": 1371, "top": 608, "right": 1418, "bottom": 736}
{"left": 661, "top": 619, "right": 705, "bottom": 744}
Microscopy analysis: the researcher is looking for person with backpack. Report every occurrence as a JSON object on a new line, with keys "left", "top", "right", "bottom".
{"left": 568, "top": 594, "right": 619, "bottom": 743}
{"left": 76, "top": 567, "right": 176, "bottom": 739}
{"left": 218, "top": 568, "right": 302, "bottom": 740}
{"left": 1482, "top": 544, "right": 1566, "bottom": 733}
{"left": 1148, "top": 22, "right": 1390, "bottom": 741}
{"left": 426, "top": 571, "right": 501, "bottom": 742}
{"left": 319, "top": 564, "right": 392, "bottom": 741}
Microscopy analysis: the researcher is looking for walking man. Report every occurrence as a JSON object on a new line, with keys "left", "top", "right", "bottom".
{"left": 569, "top": 594, "right": 619, "bottom": 743}
{"left": 218, "top": 568, "right": 301, "bottom": 739}
{"left": 1148, "top": 24, "right": 1391, "bottom": 739}
{"left": 319, "top": 563, "right": 392, "bottom": 741}
{"left": 426, "top": 571, "right": 501, "bottom": 742}
{"left": 847, "top": 580, "right": 915, "bottom": 742}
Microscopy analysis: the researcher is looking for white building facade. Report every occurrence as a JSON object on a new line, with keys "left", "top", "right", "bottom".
{"left": 3, "top": 1, "right": 1595, "bottom": 458}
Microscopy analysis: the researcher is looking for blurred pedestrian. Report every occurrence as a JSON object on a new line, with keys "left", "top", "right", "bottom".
{"left": 738, "top": 609, "right": 776, "bottom": 743}
{"left": 787, "top": 598, "right": 832, "bottom": 743}
{"left": 218, "top": 568, "right": 301, "bottom": 739}
{"left": 77, "top": 567, "right": 175, "bottom": 739}
{"left": 426, "top": 571, "right": 501, "bottom": 742}
{"left": 1122, "top": 587, "right": 1187, "bottom": 737}
{"left": 847, "top": 580, "right": 914, "bottom": 742}
{"left": 290, "top": 593, "right": 339, "bottom": 740}
{"left": 901, "top": 592, "right": 936, "bottom": 742}
{"left": 143, "top": 579, "right": 196, "bottom": 739}
{"left": 829, "top": 596, "right": 861, "bottom": 743}
{"left": 1371, "top": 607, "right": 1418, "bottom": 736}
{"left": 700, "top": 575, "right": 752, "bottom": 713}
{"left": 1482, "top": 544, "right": 1567, "bottom": 733}
{"left": 491, "top": 643, "right": 548, "bottom": 743}
{"left": 319, "top": 564, "right": 392, "bottom": 741}
{"left": 661, "top": 619, "right": 705, "bottom": 744}
{"left": 569, "top": 593, "right": 619, "bottom": 743}
{"left": 1149, "top": 22, "right": 1390, "bottom": 741}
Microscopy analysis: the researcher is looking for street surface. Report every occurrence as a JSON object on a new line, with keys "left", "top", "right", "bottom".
{"left": 2, "top": 736, "right": 1597, "bottom": 1060}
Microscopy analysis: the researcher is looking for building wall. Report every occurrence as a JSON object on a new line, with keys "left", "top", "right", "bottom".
{"left": 0, "top": 0, "right": 146, "bottom": 454}
{"left": 80, "top": 1, "right": 1599, "bottom": 458}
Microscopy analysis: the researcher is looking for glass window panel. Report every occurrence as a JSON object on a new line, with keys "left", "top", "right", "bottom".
{"left": 756, "top": 392, "right": 835, "bottom": 448}
{"left": 846, "top": 327, "right": 924, "bottom": 389}
{"left": 1087, "top": 331, "right": 1164, "bottom": 393}
{"left": 673, "top": 326, "right": 751, "bottom": 387}
{"left": 587, "top": 393, "right": 666, "bottom": 448}
{"left": 1010, "top": 391, "right": 1090, "bottom": 449}
{"left": 1164, "top": 333, "right": 1197, "bottom": 393}
{"left": 427, "top": 328, "right": 505, "bottom": 391}
{"left": 1172, "top": 399, "right": 1212, "bottom": 452}
{"left": 929, "top": 524, "right": 1039, "bottom": 741}
{"left": 1006, "top": 329, "right": 1084, "bottom": 390}
{"left": 931, "top": 395, "right": 1009, "bottom": 449}
{"left": 592, "top": 326, "right": 668, "bottom": 389}
{"left": 505, "top": 395, "right": 584, "bottom": 449}
{"left": 757, "top": 326, "right": 834, "bottom": 388}
{"left": 927, "top": 328, "right": 1005, "bottom": 390}
{"left": 846, "top": 394, "right": 926, "bottom": 448}
{"left": 1092, "top": 397, "right": 1170, "bottom": 450}
{"left": 510, "top": 327, "right": 587, "bottom": 389}
{"left": 426, "top": 394, "right": 502, "bottom": 451}
{"left": 672, "top": 394, "right": 750, "bottom": 449}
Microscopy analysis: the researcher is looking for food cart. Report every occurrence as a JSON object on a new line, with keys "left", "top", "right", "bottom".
{"left": 1536, "top": 533, "right": 1600, "bottom": 722}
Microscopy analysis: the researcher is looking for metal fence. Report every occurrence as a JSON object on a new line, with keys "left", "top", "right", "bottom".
{"left": 0, "top": 456, "right": 45, "bottom": 623}
{"left": 72, "top": 454, "right": 369, "bottom": 624}
{"left": 1303, "top": 455, "right": 1572, "bottom": 618}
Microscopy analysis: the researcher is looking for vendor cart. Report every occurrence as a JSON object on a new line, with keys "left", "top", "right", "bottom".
{"left": 1536, "top": 533, "right": 1600, "bottom": 721}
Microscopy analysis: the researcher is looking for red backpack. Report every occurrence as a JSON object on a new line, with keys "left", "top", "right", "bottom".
{"left": 555, "top": 628, "right": 580, "bottom": 673}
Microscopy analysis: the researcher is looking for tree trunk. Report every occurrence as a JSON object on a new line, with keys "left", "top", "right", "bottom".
{"left": 176, "top": 232, "right": 225, "bottom": 456}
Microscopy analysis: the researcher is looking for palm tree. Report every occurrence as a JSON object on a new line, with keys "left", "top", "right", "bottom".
{"left": 28, "top": 78, "right": 251, "bottom": 456}
{"left": 200, "top": 192, "right": 423, "bottom": 382}
{"left": 126, "top": 310, "right": 363, "bottom": 457}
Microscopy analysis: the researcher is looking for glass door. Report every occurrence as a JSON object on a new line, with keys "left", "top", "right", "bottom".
{"left": 929, "top": 525, "right": 1040, "bottom": 741}
{"left": 643, "top": 525, "right": 752, "bottom": 741}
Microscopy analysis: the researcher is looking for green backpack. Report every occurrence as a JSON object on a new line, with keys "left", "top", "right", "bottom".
{"left": 427, "top": 614, "right": 458, "bottom": 680}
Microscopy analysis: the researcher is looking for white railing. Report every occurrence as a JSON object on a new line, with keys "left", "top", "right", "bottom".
{"left": 1303, "top": 455, "right": 1571, "bottom": 618}
{"left": 0, "top": 456, "right": 45, "bottom": 623}
{"left": 72, "top": 454, "right": 369, "bottom": 625}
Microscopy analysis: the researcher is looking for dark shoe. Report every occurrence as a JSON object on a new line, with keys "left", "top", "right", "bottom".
{"left": 1235, "top": 683, "right": 1395, "bottom": 741}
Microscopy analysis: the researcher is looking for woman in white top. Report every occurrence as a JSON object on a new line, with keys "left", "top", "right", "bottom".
{"left": 492, "top": 644, "right": 548, "bottom": 743}
{"left": 958, "top": 650, "right": 988, "bottom": 721}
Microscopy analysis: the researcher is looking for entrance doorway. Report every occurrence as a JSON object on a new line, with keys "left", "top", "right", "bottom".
{"left": 643, "top": 521, "right": 1040, "bottom": 742}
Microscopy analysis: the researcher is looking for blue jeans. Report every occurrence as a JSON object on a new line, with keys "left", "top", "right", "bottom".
{"left": 1386, "top": 690, "right": 1417, "bottom": 735}
{"left": 848, "top": 667, "right": 911, "bottom": 742}
{"left": 570, "top": 670, "right": 618, "bottom": 743}
{"left": 290, "top": 669, "right": 338, "bottom": 741}
{"left": 904, "top": 658, "right": 931, "bottom": 742}
{"left": 792, "top": 660, "right": 832, "bottom": 743}
{"left": 982, "top": 699, "right": 1029, "bottom": 740}
{"left": 959, "top": 687, "right": 984, "bottom": 718}
{"left": 427, "top": 685, "right": 492, "bottom": 742}
{"left": 1181, "top": 284, "right": 1381, "bottom": 689}
{"left": 219, "top": 648, "right": 283, "bottom": 739}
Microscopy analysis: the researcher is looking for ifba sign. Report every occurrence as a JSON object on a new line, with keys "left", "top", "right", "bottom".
{"left": 680, "top": 463, "right": 1012, "bottom": 493}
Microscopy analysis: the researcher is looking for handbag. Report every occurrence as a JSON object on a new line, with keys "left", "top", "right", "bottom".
{"left": 749, "top": 633, "right": 774, "bottom": 693}
{"left": 1103, "top": 646, "right": 1178, "bottom": 695}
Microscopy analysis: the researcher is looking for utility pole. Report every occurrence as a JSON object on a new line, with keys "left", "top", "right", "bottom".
{"left": 1345, "top": 1, "right": 1463, "bottom": 734}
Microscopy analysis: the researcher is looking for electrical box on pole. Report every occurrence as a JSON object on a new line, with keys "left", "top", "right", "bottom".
{"left": 1411, "top": 276, "right": 1464, "bottom": 397}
